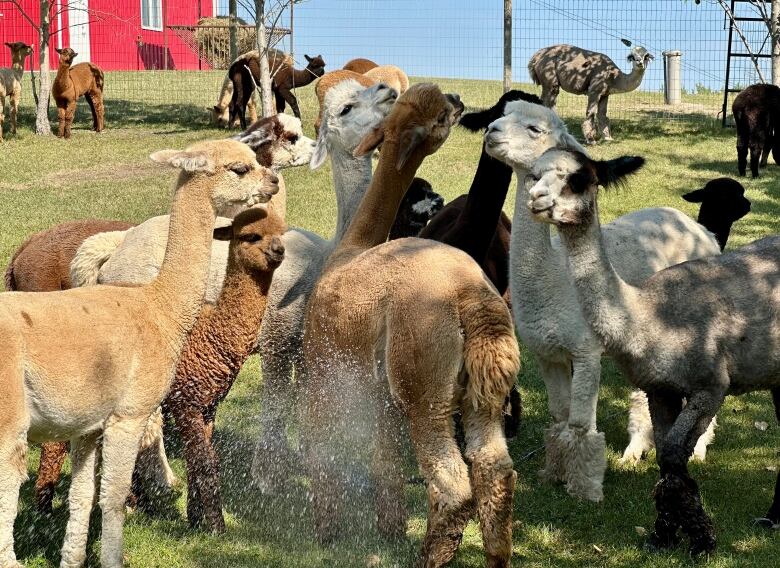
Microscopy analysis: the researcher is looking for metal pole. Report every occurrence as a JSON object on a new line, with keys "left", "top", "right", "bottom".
{"left": 503, "top": 0, "right": 512, "bottom": 93}
{"left": 289, "top": 0, "right": 294, "bottom": 60}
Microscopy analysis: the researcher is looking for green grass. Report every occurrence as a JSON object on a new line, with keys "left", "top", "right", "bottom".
{"left": 2, "top": 74, "right": 779, "bottom": 567}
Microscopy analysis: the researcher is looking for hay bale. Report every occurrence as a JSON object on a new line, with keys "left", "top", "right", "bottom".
{"left": 194, "top": 17, "right": 290, "bottom": 70}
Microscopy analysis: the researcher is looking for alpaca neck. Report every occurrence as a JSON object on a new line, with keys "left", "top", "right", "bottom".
{"left": 53, "top": 60, "right": 71, "bottom": 91}
{"left": 557, "top": 205, "right": 644, "bottom": 351}
{"left": 291, "top": 67, "right": 317, "bottom": 88}
{"left": 10, "top": 55, "right": 27, "bottom": 81}
{"left": 611, "top": 64, "right": 646, "bottom": 94}
{"left": 451, "top": 146, "right": 513, "bottom": 262}
{"left": 336, "top": 138, "right": 421, "bottom": 255}
{"left": 331, "top": 146, "right": 373, "bottom": 243}
{"left": 150, "top": 173, "right": 218, "bottom": 341}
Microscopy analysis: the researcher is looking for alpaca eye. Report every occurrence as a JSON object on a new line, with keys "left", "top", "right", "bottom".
{"left": 287, "top": 134, "right": 299, "bottom": 144}
{"left": 340, "top": 105, "right": 353, "bottom": 116}
{"left": 528, "top": 125, "right": 542, "bottom": 134}
{"left": 241, "top": 234, "right": 262, "bottom": 243}
{"left": 230, "top": 163, "right": 251, "bottom": 175}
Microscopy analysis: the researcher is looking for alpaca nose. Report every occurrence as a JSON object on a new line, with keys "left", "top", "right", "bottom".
{"left": 270, "top": 238, "right": 285, "bottom": 256}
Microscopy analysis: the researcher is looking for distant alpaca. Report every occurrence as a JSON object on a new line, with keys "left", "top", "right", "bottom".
{"left": 0, "top": 139, "right": 278, "bottom": 568}
{"left": 732, "top": 83, "right": 780, "bottom": 177}
{"left": 342, "top": 57, "right": 378, "bottom": 74}
{"left": 484, "top": 100, "right": 721, "bottom": 502}
{"left": 620, "top": 177, "right": 751, "bottom": 465}
{"left": 525, "top": 147, "right": 780, "bottom": 557}
{"left": 52, "top": 47, "right": 105, "bottom": 139}
{"left": 529, "top": 42, "right": 653, "bottom": 144}
{"left": 166, "top": 206, "right": 286, "bottom": 533}
{"left": 228, "top": 53, "right": 326, "bottom": 127}
{"left": 0, "top": 41, "right": 33, "bottom": 140}
{"left": 364, "top": 64, "right": 409, "bottom": 95}
{"left": 387, "top": 177, "right": 444, "bottom": 239}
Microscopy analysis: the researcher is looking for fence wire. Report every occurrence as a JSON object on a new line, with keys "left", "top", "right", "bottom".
{"left": 0, "top": 0, "right": 769, "bottom": 130}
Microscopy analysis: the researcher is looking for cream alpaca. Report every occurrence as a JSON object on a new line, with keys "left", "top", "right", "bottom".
{"left": 303, "top": 84, "right": 520, "bottom": 568}
{"left": 0, "top": 42, "right": 33, "bottom": 141}
{"left": 525, "top": 147, "right": 780, "bottom": 556}
{"left": 484, "top": 100, "right": 720, "bottom": 502}
{"left": 0, "top": 139, "right": 277, "bottom": 568}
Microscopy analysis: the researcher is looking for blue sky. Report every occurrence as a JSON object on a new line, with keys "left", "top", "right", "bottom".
{"left": 222, "top": 0, "right": 772, "bottom": 92}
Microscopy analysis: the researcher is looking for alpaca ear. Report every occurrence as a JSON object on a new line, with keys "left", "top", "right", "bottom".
{"left": 395, "top": 125, "right": 428, "bottom": 171}
{"left": 304, "top": 54, "right": 312, "bottom": 62}
{"left": 310, "top": 120, "right": 330, "bottom": 169}
{"left": 353, "top": 124, "right": 385, "bottom": 158}
{"left": 55, "top": 47, "right": 63, "bottom": 54}
{"left": 150, "top": 149, "right": 215, "bottom": 173}
{"left": 212, "top": 225, "right": 234, "bottom": 241}
{"left": 233, "top": 125, "right": 274, "bottom": 150}
{"left": 621, "top": 38, "right": 632, "bottom": 47}
{"left": 459, "top": 108, "right": 494, "bottom": 132}
{"left": 682, "top": 188, "right": 706, "bottom": 203}
{"left": 595, "top": 156, "right": 645, "bottom": 188}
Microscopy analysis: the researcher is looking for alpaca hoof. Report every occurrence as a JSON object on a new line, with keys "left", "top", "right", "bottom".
{"left": 618, "top": 452, "right": 643, "bottom": 466}
{"left": 644, "top": 530, "right": 681, "bottom": 552}
{"left": 688, "top": 534, "right": 716, "bottom": 557}
{"left": 602, "top": 136, "right": 614, "bottom": 142}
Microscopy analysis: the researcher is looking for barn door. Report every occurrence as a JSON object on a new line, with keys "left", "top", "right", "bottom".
{"left": 68, "top": 0, "right": 91, "bottom": 62}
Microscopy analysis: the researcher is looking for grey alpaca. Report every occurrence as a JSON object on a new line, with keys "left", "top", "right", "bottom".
{"left": 528, "top": 42, "right": 652, "bottom": 144}
{"left": 525, "top": 146, "right": 780, "bottom": 557}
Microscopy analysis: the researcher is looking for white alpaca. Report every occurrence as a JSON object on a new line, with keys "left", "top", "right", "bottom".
{"left": 483, "top": 100, "right": 721, "bottom": 501}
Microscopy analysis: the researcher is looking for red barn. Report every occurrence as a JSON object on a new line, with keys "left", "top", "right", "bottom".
{"left": 0, "top": 0, "right": 218, "bottom": 70}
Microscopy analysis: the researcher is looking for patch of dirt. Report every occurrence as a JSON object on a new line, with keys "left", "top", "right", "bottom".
{"left": 43, "top": 162, "right": 163, "bottom": 186}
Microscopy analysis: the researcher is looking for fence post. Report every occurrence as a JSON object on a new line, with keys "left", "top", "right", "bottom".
{"left": 773, "top": 0, "right": 780, "bottom": 86}
{"left": 663, "top": 50, "right": 682, "bottom": 105}
{"left": 230, "top": 0, "right": 238, "bottom": 62}
{"left": 503, "top": 0, "right": 512, "bottom": 93}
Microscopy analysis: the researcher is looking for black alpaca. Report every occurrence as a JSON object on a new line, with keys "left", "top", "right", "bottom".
{"left": 732, "top": 83, "right": 780, "bottom": 178}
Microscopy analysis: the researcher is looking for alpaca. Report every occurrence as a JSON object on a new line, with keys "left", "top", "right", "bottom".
{"left": 343, "top": 57, "right": 378, "bottom": 74}
{"left": 0, "top": 139, "right": 278, "bottom": 568}
{"left": 528, "top": 42, "right": 653, "bottom": 144}
{"left": 621, "top": 177, "right": 752, "bottom": 464}
{"left": 52, "top": 47, "right": 104, "bottom": 139}
{"left": 387, "top": 177, "right": 444, "bottom": 239}
{"left": 210, "top": 49, "right": 291, "bottom": 128}
{"left": 524, "top": 146, "right": 780, "bottom": 557}
{"left": 0, "top": 41, "right": 33, "bottom": 141}
{"left": 732, "top": 83, "right": 780, "bottom": 177}
{"left": 228, "top": 53, "right": 325, "bottom": 127}
{"left": 302, "top": 84, "right": 519, "bottom": 568}
{"left": 483, "top": 100, "right": 721, "bottom": 502}
{"left": 364, "top": 64, "right": 409, "bottom": 96}
{"left": 313, "top": 69, "right": 376, "bottom": 132}
{"left": 164, "top": 206, "right": 285, "bottom": 533}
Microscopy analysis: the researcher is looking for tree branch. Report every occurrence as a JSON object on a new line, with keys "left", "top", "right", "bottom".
{"left": 718, "top": 0, "right": 767, "bottom": 83}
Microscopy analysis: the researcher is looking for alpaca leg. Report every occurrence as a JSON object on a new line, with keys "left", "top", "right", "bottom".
{"left": 654, "top": 389, "right": 722, "bottom": 556}
{"left": 64, "top": 102, "right": 76, "bottom": 139}
{"left": 410, "top": 414, "right": 474, "bottom": 568}
{"left": 737, "top": 132, "right": 749, "bottom": 176}
{"left": 760, "top": 388, "right": 780, "bottom": 525}
{"left": 761, "top": 130, "right": 772, "bottom": 167}
{"left": 0, "top": 95, "right": 5, "bottom": 141}
{"left": 132, "top": 409, "right": 177, "bottom": 516}
{"left": 582, "top": 91, "right": 601, "bottom": 145}
{"left": 9, "top": 93, "right": 18, "bottom": 135}
{"left": 371, "top": 392, "right": 407, "bottom": 541}
{"left": 0, "top": 431, "right": 27, "bottom": 568}
{"left": 88, "top": 91, "right": 105, "bottom": 132}
{"left": 98, "top": 415, "right": 148, "bottom": 568}
{"left": 749, "top": 140, "right": 763, "bottom": 178}
{"left": 280, "top": 88, "right": 301, "bottom": 119}
{"left": 541, "top": 84, "right": 559, "bottom": 109}
{"left": 620, "top": 390, "right": 656, "bottom": 465}
{"left": 174, "top": 405, "right": 225, "bottom": 533}
{"left": 247, "top": 95, "right": 258, "bottom": 124}
{"left": 274, "top": 90, "right": 286, "bottom": 114}
{"left": 561, "top": 354, "right": 605, "bottom": 502}
{"left": 57, "top": 104, "right": 66, "bottom": 138}
{"left": 59, "top": 432, "right": 100, "bottom": 568}
{"left": 462, "top": 403, "right": 516, "bottom": 568}
{"left": 35, "top": 441, "right": 70, "bottom": 513}
{"left": 597, "top": 96, "right": 612, "bottom": 141}
{"left": 537, "top": 358, "right": 571, "bottom": 485}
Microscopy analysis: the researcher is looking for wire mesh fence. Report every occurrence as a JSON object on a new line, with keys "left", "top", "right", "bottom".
{"left": 0, "top": 0, "right": 773, "bottom": 131}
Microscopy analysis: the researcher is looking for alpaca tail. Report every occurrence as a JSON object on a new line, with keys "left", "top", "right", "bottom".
{"left": 459, "top": 287, "right": 520, "bottom": 413}
{"left": 91, "top": 65, "right": 104, "bottom": 92}
{"left": 69, "top": 229, "right": 127, "bottom": 287}
{"left": 527, "top": 52, "right": 542, "bottom": 86}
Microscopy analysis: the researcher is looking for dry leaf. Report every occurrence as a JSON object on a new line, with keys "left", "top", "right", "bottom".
{"left": 593, "top": 544, "right": 603, "bottom": 554}
{"left": 755, "top": 421, "right": 769, "bottom": 431}
{"left": 366, "top": 554, "right": 381, "bottom": 568}
{"left": 635, "top": 526, "right": 648, "bottom": 536}
{"left": 766, "top": 465, "right": 778, "bottom": 473}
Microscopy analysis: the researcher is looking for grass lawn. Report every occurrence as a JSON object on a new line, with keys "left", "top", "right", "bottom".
{"left": 1, "top": 74, "right": 779, "bottom": 567}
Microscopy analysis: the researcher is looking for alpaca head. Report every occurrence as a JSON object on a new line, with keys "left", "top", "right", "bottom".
{"left": 214, "top": 207, "right": 287, "bottom": 272}
{"left": 310, "top": 80, "right": 398, "bottom": 168}
{"left": 683, "top": 177, "right": 751, "bottom": 250}
{"left": 458, "top": 89, "right": 543, "bottom": 132}
{"left": 5, "top": 42, "right": 32, "bottom": 62}
{"left": 390, "top": 177, "right": 445, "bottom": 238}
{"left": 55, "top": 47, "right": 78, "bottom": 65}
{"left": 303, "top": 54, "right": 326, "bottom": 78}
{"left": 484, "top": 100, "right": 585, "bottom": 171}
{"left": 232, "top": 113, "right": 315, "bottom": 169}
{"left": 150, "top": 139, "right": 280, "bottom": 218}
{"left": 627, "top": 46, "right": 653, "bottom": 71}
{"left": 525, "top": 148, "right": 644, "bottom": 226}
{"left": 353, "top": 82, "right": 464, "bottom": 171}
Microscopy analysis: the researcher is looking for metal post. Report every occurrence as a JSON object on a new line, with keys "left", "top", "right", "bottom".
{"left": 289, "top": 0, "right": 294, "bottom": 60}
{"left": 162, "top": 0, "right": 168, "bottom": 70}
{"left": 663, "top": 50, "right": 682, "bottom": 105}
{"left": 503, "top": 0, "right": 512, "bottom": 93}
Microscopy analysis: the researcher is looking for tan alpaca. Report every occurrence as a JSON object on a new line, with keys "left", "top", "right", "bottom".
{"left": 364, "top": 64, "right": 409, "bottom": 95}
{"left": 52, "top": 47, "right": 105, "bottom": 139}
{"left": 303, "top": 84, "right": 520, "bottom": 568}
{"left": 0, "top": 42, "right": 33, "bottom": 141}
{"left": 0, "top": 139, "right": 278, "bottom": 568}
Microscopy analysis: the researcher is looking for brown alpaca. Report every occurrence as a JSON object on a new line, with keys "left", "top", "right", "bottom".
{"left": 162, "top": 206, "right": 285, "bottom": 533}
{"left": 302, "top": 84, "right": 519, "bottom": 567}
{"left": 52, "top": 47, "right": 105, "bottom": 139}
{"left": 4, "top": 219, "right": 134, "bottom": 293}
{"left": 0, "top": 41, "right": 33, "bottom": 141}
{"left": 0, "top": 139, "right": 278, "bottom": 568}
{"left": 342, "top": 57, "right": 378, "bottom": 74}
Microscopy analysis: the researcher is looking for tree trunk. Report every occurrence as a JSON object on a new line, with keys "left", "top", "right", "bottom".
{"left": 503, "top": 0, "right": 512, "bottom": 93}
{"left": 229, "top": 0, "right": 238, "bottom": 63}
{"left": 773, "top": 0, "right": 780, "bottom": 86}
{"left": 35, "top": 0, "right": 52, "bottom": 135}
{"left": 255, "top": 0, "right": 275, "bottom": 117}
